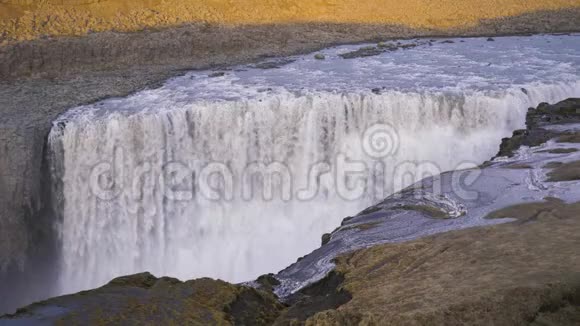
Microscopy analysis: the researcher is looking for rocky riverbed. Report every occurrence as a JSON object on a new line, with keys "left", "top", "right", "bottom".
{"left": 2, "top": 98, "right": 580, "bottom": 325}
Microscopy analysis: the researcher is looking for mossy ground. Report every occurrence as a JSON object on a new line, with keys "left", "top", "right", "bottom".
{"left": 546, "top": 160, "right": 580, "bottom": 182}
{"left": 6, "top": 273, "right": 284, "bottom": 325}
{"left": 305, "top": 201, "right": 580, "bottom": 325}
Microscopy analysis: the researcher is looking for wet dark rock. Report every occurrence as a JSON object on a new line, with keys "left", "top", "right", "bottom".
{"left": 495, "top": 99, "right": 580, "bottom": 157}
{"left": 226, "top": 287, "right": 284, "bottom": 325}
{"left": 487, "top": 37, "right": 495, "bottom": 41}
{"left": 496, "top": 129, "right": 553, "bottom": 158}
{"left": 256, "top": 273, "right": 281, "bottom": 293}
{"left": 539, "top": 148, "right": 579, "bottom": 154}
{"left": 208, "top": 71, "right": 226, "bottom": 77}
{"left": 357, "top": 205, "right": 382, "bottom": 216}
{"left": 253, "top": 58, "right": 296, "bottom": 69}
{"left": 339, "top": 40, "right": 420, "bottom": 59}
{"left": 258, "top": 87, "right": 274, "bottom": 93}
{"left": 503, "top": 163, "right": 533, "bottom": 169}
{"left": 521, "top": 87, "right": 529, "bottom": 94}
{"left": 339, "top": 46, "right": 384, "bottom": 59}
{"left": 534, "top": 98, "right": 580, "bottom": 125}
{"left": 496, "top": 129, "right": 532, "bottom": 157}
{"left": 321, "top": 233, "right": 332, "bottom": 246}
{"left": 440, "top": 40, "right": 455, "bottom": 43}
{"left": 371, "top": 87, "right": 384, "bottom": 94}
{"left": 277, "top": 271, "right": 352, "bottom": 324}
{"left": 341, "top": 216, "right": 355, "bottom": 226}
{"left": 400, "top": 43, "right": 418, "bottom": 49}
{"left": 396, "top": 204, "right": 449, "bottom": 219}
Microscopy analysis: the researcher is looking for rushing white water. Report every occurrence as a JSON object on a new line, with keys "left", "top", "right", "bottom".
{"left": 48, "top": 34, "right": 580, "bottom": 295}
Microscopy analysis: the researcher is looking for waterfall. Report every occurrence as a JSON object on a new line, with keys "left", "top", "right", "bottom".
{"left": 48, "top": 81, "right": 580, "bottom": 295}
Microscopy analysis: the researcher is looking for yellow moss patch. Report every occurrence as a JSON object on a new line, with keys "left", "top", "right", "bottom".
{"left": 0, "top": 0, "right": 579, "bottom": 41}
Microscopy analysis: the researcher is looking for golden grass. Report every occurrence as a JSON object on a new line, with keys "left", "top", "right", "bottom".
{"left": 0, "top": 0, "right": 579, "bottom": 41}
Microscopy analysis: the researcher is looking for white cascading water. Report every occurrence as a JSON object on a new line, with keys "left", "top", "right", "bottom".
{"left": 48, "top": 35, "right": 580, "bottom": 296}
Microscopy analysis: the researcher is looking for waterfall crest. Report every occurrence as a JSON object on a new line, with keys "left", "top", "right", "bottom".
{"left": 48, "top": 81, "right": 580, "bottom": 295}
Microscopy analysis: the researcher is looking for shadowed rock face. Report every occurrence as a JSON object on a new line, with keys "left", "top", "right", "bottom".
{"left": 0, "top": 131, "right": 58, "bottom": 316}
{"left": 3, "top": 99, "right": 580, "bottom": 325}
{"left": 495, "top": 98, "right": 580, "bottom": 158}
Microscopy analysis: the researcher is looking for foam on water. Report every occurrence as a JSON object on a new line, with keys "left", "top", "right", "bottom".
{"left": 49, "top": 34, "right": 580, "bottom": 296}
